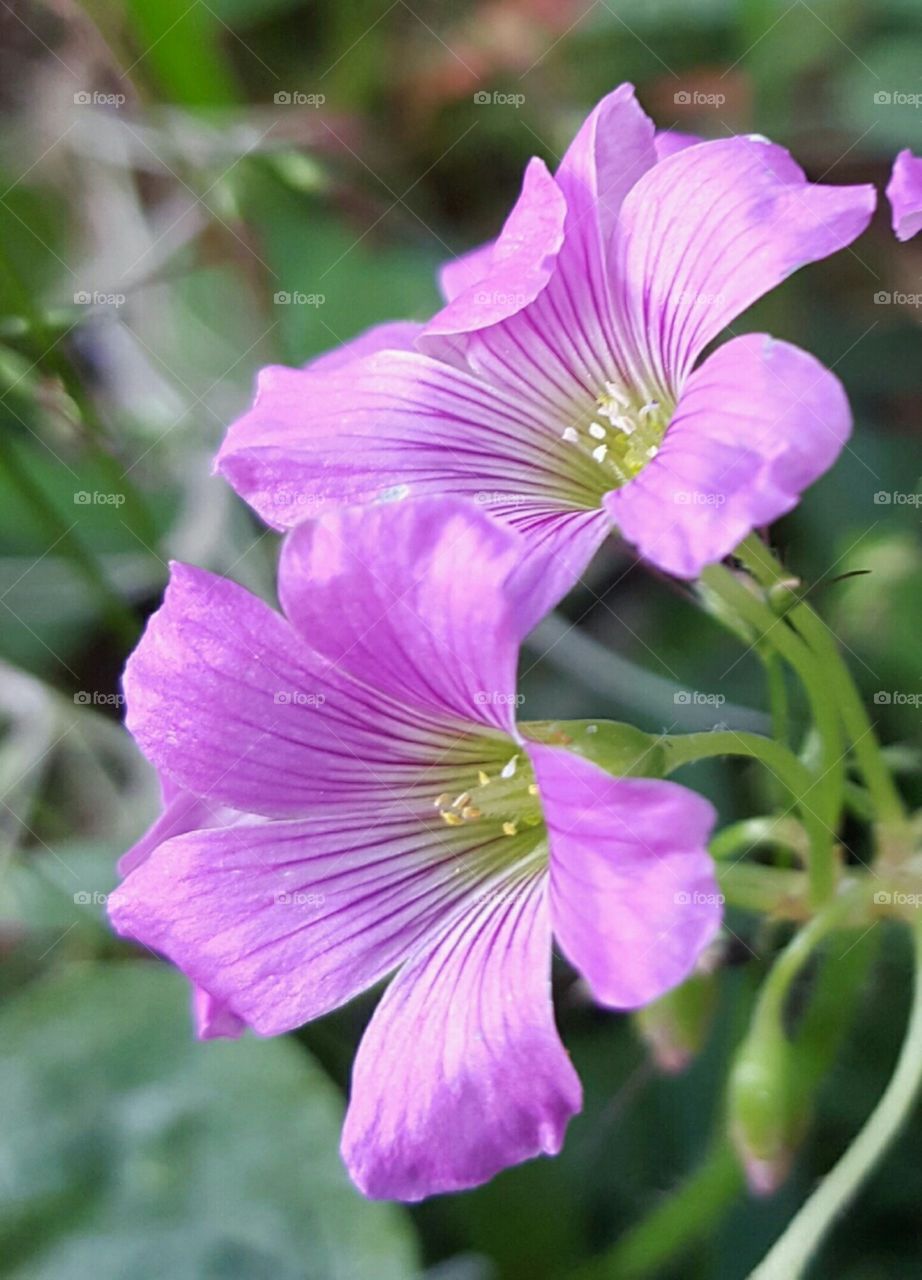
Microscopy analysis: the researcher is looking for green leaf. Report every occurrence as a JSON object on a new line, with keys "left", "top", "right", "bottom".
{"left": 0, "top": 962, "right": 419, "bottom": 1280}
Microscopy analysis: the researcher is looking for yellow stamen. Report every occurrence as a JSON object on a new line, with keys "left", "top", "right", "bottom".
{"left": 502, "top": 821, "right": 518, "bottom": 837}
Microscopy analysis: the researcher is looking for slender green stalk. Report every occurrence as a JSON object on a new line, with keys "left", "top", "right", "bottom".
{"left": 573, "top": 1141, "right": 743, "bottom": 1280}
{"left": 749, "top": 885, "right": 870, "bottom": 1039}
{"left": 748, "top": 917, "right": 922, "bottom": 1280}
{"left": 735, "top": 536, "right": 907, "bottom": 842}
{"left": 663, "top": 730, "right": 837, "bottom": 903}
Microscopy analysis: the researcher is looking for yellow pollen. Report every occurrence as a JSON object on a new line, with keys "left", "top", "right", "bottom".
{"left": 528, "top": 783, "right": 539, "bottom": 795}
{"left": 441, "top": 811, "right": 463, "bottom": 826}
{"left": 477, "top": 770, "right": 491, "bottom": 786}
{"left": 502, "top": 821, "right": 518, "bottom": 837}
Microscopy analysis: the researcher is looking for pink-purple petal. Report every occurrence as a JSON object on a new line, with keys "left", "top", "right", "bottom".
{"left": 610, "top": 136, "right": 876, "bottom": 389}
{"left": 886, "top": 149, "right": 922, "bottom": 242}
{"left": 423, "top": 158, "right": 567, "bottom": 347}
{"left": 654, "top": 129, "right": 703, "bottom": 160}
{"left": 278, "top": 498, "right": 530, "bottom": 735}
{"left": 527, "top": 743, "right": 719, "bottom": 1008}
{"left": 216, "top": 349, "right": 600, "bottom": 531}
{"left": 123, "top": 562, "right": 485, "bottom": 817}
{"left": 109, "top": 811, "right": 532, "bottom": 1037}
{"left": 438, "top": 241, "right": 496, "bottom": 302}
{"left": 606, "top": 334, "right": 851, "bottom": 578}
{"left": 340, "top": 871, "right": 581, "bottom": 1200}
{"left": 303, "top": 319, "right": 423, "bottom": 376}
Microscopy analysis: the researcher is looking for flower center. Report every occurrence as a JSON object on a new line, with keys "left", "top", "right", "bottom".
{"left": 560, "top": 378, "right": 672, "bottom": 498}
{"left": 433, "top": 750, "right": 542, "bottom": 838}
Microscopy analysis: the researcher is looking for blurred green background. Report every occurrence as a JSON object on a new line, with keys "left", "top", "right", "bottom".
{"left": 1, "top": 1, "right": 921, "bottom": 1277}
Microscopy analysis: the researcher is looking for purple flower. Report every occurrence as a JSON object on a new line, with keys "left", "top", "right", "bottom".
{"left": 886, "top": 149, "right": 922, "bottom": 241}
{"left": 218, "top": 84, "right": 874, "bottom": 584}
{"left": 108, "top": 498, "right": 719, "bottom": 1200}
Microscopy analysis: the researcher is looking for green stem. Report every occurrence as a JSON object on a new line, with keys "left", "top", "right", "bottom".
{"left": 701, "top": 565, "right": 844, "bottom": 902}
{"left": 748, "top": 916, "right": 922, "bottom": 1280}
{"left": 750, "top": 884, "right": 869, "bottom": 1040}
{"left": 735, "top": 535, "right": 906, "bottom": 843}
{"left": 663, "top": 731, "right": 837, "bottom": 903}
{"left": 710, "top": 815, "right": 808, "bottom": 862}
{"left": 573, "top": 1140, "right": 742, "bottom": 1280}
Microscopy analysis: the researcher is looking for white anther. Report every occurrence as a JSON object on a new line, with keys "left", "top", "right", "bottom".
{"left": 603, "top": 380, "right": 630, "bottom": 408}
{"left": 561, "top": 426, "right": 579, "bottom": 443}
{"left": 500, "top": 756, "right": 518, "bottom": 779}
{"left": 588, "top": 422, "right": 607, "bottom": 440}
{"left": 592, "top": 443, "right": 609, "bottom": 463}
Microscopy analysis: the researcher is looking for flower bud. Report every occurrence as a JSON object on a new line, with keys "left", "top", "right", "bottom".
{"left": 728, "top": 1027, "right": 801, "bottom": 1195}
{"left": 635, "top": 972, "right": 717, "bottom": 1074}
